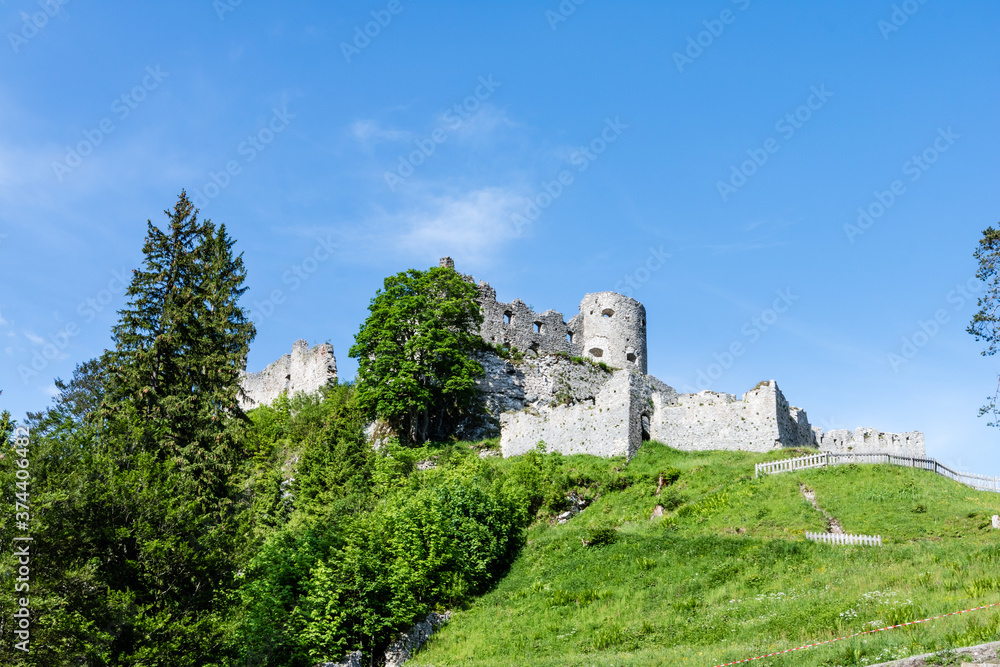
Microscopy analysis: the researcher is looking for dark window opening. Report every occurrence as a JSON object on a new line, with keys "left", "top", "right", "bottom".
{"left": 602, "top": 308, "right": 614, "bottom": 318}
{"left": 589, "top": 347, "right": 604, "bottom": 358}
{"left": 626, "top": 352, "right": 637, "bottom": 363}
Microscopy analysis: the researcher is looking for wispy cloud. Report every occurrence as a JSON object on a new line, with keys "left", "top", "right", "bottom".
{"left": 393, "top": 186, "right": 526, "bottom": 260}
{"left": 23, "top": 330, "right": 44, "bottom": 345}
{"left": 703, "top": 239, "right": 792, "bottom": 255}
{"left": 350, "top": 119, "right": 412, "bottom": 145}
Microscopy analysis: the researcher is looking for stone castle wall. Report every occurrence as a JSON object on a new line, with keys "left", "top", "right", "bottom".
{"left": 481, "top": 357, "right": 926, "bottom": 460}
{"left": 239, "top": 339, "right": 337, "bottom": 410}
{"left": 648, "top": 381, "right": 816, "bottom": 453}
{"left": 241, "top": 260, "right": 926, "bottom": 462}
{"left": 818, "top": 428, "right": 925, "bottom": 456}
{"left": 474, "top": 280, "right": 647, "bottom": 374}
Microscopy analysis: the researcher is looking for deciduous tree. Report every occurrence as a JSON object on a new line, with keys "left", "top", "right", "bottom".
{"left": 349, "top": 266, "right": 483, "bottom": 443}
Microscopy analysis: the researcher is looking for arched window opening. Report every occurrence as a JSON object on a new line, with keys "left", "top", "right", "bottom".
{"left": 602, "top": 308, "right": 614, "bottom": 318}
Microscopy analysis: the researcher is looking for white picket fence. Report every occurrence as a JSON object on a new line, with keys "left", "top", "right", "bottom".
{"left": 805, "top": 531, "right": 882, "bottom": 547}
{"left": 755, "top": 452, "right": 1000, "bottom": 494}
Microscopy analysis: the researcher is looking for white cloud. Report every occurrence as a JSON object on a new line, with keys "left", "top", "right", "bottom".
{"left": 350, "top": 120, "right": 411, "bottom": 144}
{"left": 23, "top": 330, "right": 44, "bottom": 345}
{"left": 443, "top": 104, "right": 515, "bottom": 143}
{"left": 317, "top": 185, "right": 529, "bottom": 267}
{"left": 394, "top": 187, "right": 526, "bottom": 261}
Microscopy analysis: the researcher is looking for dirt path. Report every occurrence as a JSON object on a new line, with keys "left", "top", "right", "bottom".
{"left": 800, "top": 483, "right": 844, "bottom": 534}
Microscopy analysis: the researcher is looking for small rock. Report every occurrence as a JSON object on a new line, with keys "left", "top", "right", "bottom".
{"left": 993, "top": 514, "right": 1000, "bottom": 530}
{"left": 650, "top": 505, "right": 665, "bottom": 519}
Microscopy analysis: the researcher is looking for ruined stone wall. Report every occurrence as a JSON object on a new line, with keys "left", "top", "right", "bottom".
{"left": 818, "top": 428, "right": 925, "bottom": 457}
{"left": 476, "top": 281, "right": 580, "bottom": 358}
{"left": 239, "top": 339, "right": 337, "bottom": 410}
{"left": 497, "top": 355, "right": 653, "bottom": 459}
{"left": 648, "top": 381, "right": 816, "bottom": 453}
{"left": 471, "top": 266, "right": 646, "bottom": 374}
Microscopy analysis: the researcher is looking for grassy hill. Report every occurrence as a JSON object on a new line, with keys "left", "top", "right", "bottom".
{"left": 408, "top": 442, "right": 1000, "bottom": 667}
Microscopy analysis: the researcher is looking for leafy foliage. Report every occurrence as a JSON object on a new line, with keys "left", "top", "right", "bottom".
{"left": 349, "top": 266, "right": 484, "bottom": 444}
{"left": 968, "top": 224, "right": 1000, "bottom": 425}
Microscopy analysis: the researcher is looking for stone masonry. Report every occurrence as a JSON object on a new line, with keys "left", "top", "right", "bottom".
{"left": 471, "top": 266, "right": 647, "bottom": 374}
{"left": 242, "top": 259, "right": 925, "bottom": 462}
{"left": 239, "top": 339, "right": 337, "bottom": 410}
{"left": 817, "top": 428, "right": 925, "bottom": 456}
{"left": 648, "top": 381, "right": 816, "bottom": 453}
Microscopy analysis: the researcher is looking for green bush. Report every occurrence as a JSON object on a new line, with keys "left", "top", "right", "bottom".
{"left": 584, "top": 527, "right": 617, "bottom": 547}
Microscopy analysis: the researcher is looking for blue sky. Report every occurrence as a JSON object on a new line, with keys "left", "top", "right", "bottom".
{"left": 1, "top": 1, "right": 999, "bottom": 474}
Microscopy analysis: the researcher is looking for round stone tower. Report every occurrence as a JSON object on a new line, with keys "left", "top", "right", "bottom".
{"left": 578, "top": 291, "right": 647, "bottom": 374}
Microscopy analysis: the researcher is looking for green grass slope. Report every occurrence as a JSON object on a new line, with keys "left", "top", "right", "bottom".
{"left": 410, "top": 443, "right": 1000, "bottom": 667}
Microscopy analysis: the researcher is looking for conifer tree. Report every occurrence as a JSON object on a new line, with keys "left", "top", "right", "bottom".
{"left": 102, "top": 191, "right": 255, "bottom": 495}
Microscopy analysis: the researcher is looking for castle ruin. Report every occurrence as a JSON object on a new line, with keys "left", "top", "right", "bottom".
{"left": 240, "top": 259, "right": 925, "bottom": 460}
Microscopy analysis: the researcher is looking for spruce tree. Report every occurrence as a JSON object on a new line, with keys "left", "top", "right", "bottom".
{"left": 88, "top": 191, "right": 256, "bottom": 663}
{"left": 102, "top": 191, "right": 255, "bottom": 496}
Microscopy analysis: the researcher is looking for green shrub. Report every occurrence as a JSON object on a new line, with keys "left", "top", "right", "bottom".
{"left": 584, "top": 527, "right": 617, "bottom": 547}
